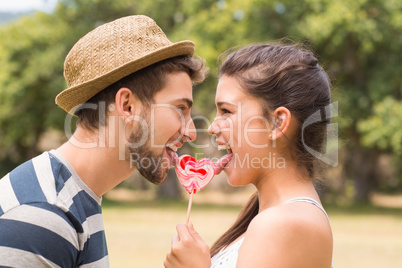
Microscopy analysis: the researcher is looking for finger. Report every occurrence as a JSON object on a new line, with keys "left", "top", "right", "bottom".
{"left": 176, "top": 223, "right": 193, "bottom": 241}
{"left": 188, "top": 222, "right": 210, "bottom": 254}
{"left": 163, "top": 254, "right": 170, "bottom": 268}
{"left": 188, "top": 222, "right": 202, "bottom": 241}
{"left": 188, "top": 221, "right": 195, "bottom": 231}
{"left": 171, "top": 234, "right": 179, "bottom": 245}
{"left": 164, "top": 252, "right": 177, "bottom": 268}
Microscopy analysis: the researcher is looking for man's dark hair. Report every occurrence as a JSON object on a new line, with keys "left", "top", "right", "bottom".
{"left": 75, "top": 55, "right": 206, "bottom": 131}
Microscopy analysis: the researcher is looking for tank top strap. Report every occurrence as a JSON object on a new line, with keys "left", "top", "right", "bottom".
{"left": 283, "top": 197, "right": 330, "bottom": 221}
{"left": 284, "top": 197, "right": 333, "bottom": 267}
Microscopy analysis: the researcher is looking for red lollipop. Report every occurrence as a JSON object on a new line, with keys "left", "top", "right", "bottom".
{"left": 173, "top": 154, "right": 233, "bottom": 223}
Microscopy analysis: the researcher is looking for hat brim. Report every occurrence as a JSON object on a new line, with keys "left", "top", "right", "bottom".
{"left": 56, "top": 40, "right": 195, "bottom": 115}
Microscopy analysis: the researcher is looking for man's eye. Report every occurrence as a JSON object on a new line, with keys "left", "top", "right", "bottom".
{"left": 222, "top": 108, "right": 231, "bottom": 114}
{"left": 177, "top": 106, "right": 186, "bottom": 111}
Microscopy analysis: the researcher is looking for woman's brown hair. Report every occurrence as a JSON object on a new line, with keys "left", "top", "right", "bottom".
{"left": 210, "top": 42, "right": 332, "bottom": 256}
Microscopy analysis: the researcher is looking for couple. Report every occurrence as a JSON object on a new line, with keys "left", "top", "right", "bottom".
{"left": 0, "top": 15, "right": 333, "bottom": 267}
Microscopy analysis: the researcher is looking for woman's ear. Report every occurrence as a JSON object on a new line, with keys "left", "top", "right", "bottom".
{"left": 115, "top": 88, "right": 135, "bottom": 124}
{"left": 269, "top": 107, "right": 291, "bottom": 140}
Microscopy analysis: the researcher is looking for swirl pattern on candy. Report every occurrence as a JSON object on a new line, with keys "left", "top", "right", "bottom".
{"left": 172, "top": 153, "right": 233, "bottom": 223}
{"left": 174, "top": 154, "right": 233, "bottom": 194}
{"left": 175, "top": 155, "right": 215, "bottom": 194}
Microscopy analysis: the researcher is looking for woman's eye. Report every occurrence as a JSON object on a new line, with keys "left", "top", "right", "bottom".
{"left": 222, "top": 108, "right": 231, "bottom": 114}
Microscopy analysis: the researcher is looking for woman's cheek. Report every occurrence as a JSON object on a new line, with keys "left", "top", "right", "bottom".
{"left": 242, "top": 119, "right": 269, "bottom": 148}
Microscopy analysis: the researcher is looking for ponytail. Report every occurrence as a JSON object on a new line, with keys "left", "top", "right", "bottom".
{"left": 210, "top": 191, "right": 259, "bottom": 256}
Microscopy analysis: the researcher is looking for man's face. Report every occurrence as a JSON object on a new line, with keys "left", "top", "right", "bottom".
{"left": 127, "top": 72, "right": 196, "bottom": 184}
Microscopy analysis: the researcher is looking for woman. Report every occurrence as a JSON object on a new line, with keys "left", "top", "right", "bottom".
{"left": 164, "top": 42, "right": 333, "bottom": 268}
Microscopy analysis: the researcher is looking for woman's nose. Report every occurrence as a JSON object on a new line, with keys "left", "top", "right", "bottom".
{"left": 208, "top": 118, "right": 219, "bottom": 135}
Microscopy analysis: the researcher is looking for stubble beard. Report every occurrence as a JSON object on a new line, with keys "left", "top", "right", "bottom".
{"left": 126, "top": 117, "right": 168, "bottom": 185}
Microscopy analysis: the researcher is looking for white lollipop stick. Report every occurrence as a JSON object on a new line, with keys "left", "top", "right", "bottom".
{"left": 186, "top": 190, "right": 194, "bottom": 225}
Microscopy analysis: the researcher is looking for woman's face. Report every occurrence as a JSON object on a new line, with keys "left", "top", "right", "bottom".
{"left": 209, "top": 75, "right": 276, "bottom": 186}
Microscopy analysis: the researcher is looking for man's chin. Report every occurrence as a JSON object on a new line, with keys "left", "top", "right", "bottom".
{"left": 146, "top": 156, "right": 175, "bottom": 185}
{"left": 139, "top": 167, "right": 168, "bottom": 185}
{"left": 150, "top": 174, "right": 168, "bottom": 185}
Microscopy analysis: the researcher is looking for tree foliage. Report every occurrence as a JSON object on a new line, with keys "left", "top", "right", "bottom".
{"left": 0, "top": 0, "right": 401, "bottom": 201}
{"left": 0, "top": 13, "right": 68, "bottom": 171}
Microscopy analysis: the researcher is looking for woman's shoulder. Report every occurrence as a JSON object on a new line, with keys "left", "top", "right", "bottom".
{"left": 236, "top": 201, "right": 333, "bottom": 267}
{"left": 248, "top": 201, "right": 332, "bottom": 246}
{"left": 252, "top": 200, "right": 331, "bottom": 231}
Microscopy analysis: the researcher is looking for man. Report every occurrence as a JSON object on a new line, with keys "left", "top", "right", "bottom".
{"left": 0, "top": 15, "right": 206, "bottom": 267}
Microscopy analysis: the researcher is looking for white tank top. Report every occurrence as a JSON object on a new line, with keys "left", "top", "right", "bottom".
{"left": 210, "top": 197, "right": 333, "bottom": 268}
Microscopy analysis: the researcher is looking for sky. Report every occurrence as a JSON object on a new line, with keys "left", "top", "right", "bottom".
{"left": 0, "top": 0, "right": 58, "bottom": 13}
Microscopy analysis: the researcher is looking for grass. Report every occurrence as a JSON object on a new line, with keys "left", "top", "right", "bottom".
{"left": 103, "top": 190, "right": 402, "bottom": 268}
{"left": 327, "top": 204, "right": 402, "bottom": 268}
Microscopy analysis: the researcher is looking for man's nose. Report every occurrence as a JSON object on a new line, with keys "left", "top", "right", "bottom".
{"left": 183, "top": 117, "right": 197, "bottom": 142}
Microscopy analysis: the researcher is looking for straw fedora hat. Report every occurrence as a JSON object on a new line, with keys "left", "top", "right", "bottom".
{"left": 56, "top": 15, "right": 195, "bottom": 114}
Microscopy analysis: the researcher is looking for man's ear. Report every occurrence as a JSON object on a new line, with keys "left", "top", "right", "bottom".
{"left": 269, "top": 106, "right": 291, "bottom": 140}
{"left": 115, "top": 88, "right": 135, "bottom": 124}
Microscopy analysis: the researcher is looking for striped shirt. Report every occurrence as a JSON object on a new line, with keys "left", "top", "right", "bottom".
{"left": 0, "top": 150, "right": 109, "bottom": 267}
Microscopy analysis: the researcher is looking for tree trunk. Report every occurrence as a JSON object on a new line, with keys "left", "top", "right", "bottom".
{"left": 347, "top": 147, "right": 379, "bottom": 203}
{"left": 156, "top": 168, "right": 182, "bottom": 199}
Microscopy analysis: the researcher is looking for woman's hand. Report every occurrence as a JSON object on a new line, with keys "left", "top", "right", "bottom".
{"left": 164, "top": 222, "right": 211, "bottom": 268}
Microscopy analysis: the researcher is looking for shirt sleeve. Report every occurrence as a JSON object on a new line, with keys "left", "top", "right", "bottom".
{"left": 0, "top": 203, "right": 80, "bottom": 268}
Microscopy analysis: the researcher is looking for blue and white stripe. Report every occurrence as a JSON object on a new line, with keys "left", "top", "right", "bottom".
{"left": 0, "top": 150, "right": 109, "bottom": 267}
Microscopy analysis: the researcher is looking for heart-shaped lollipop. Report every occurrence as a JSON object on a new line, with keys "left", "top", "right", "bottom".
{"left": 173, "top": 153, "right": 233, "bottom": 223}
{"left": 175, "top": 155, "right": 216, "bottom": 194}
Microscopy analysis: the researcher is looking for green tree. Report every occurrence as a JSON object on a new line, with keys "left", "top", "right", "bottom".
{"left": 1, "top": 0, "right": 401, "bottom": 203}
{"left": 0, "top": 12, "right": 69, "bottom": 174}
{"left": 294, "top": 0, "right": 402, "bottom": 200}
{"left": 0, "top": 0, "right": 162, "bottom": 174}
{"left": 0, "top": 0, "right": 201, "bottom": 198}
{"left": 173, "top": 0, "right": 402, "bottom": 202}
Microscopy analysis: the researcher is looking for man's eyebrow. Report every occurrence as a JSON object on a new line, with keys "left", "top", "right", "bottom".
{"left": 175, "top": 98, "right": 193, "bottom": 108}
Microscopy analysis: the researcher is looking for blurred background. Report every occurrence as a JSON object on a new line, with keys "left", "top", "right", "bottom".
{"left": 0, "top": 0, "right": 401, "bottom": 267}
